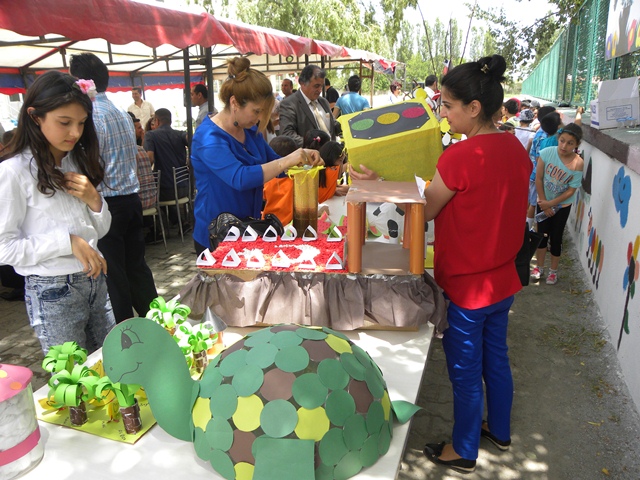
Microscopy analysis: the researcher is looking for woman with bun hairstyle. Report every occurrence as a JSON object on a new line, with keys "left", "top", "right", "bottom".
{"left": 422, "top": 55, "right": 531, "bottom": 473}
{"left": 530, "top": 123, "right": 584, "bottom": 285}
{"left": 190, "top": 57, "right": 323, "bottom": 254}
{"left": 0, "top": 70, "right": 114, "bottom": 354}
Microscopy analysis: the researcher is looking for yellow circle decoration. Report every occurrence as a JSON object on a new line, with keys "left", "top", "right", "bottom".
{"left": 414, "top": 88, "right": 427, "bottom": 101}
{"left": 376, "top": 112, "right": 400, "bottom": 125}
{"left": 0, "top": 369, "right": 7, "bottom": 378}
{"left": 295, "top": 406, "right": 330, "bottom": 441}
{"left": 234, "top": 462, "right": 255, "bottom": 480}
{"left": 325, "top": 335, "right": 352, "bottom": 355}
{"left": 233, "top": 395, "right": 264, "bottom": 432}
{"left": 192, "top": 397, "right": 211, "bottom": 431}
{"left": 381, "top": 391, "right": 391, "bottom": 421}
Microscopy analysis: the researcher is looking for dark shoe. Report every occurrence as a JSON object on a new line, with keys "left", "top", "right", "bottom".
{"left": 423, "top": 441, "right": 476, "bottom": 474}
{"left": 481, "top": 422, "right": 511, "bottom": 451}
{"left": 0, "top": 288, "right": 25, "bottom": 301}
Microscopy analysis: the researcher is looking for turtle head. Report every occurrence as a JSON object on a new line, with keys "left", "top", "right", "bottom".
{"left": 103, "top": 317, "right": 184, "bottom": 385}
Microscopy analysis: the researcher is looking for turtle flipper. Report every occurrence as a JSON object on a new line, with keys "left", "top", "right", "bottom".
{"left": 253, "top": 438, "right": 315, "bottom": 480}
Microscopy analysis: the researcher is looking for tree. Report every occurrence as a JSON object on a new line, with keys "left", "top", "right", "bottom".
{"left": 472, "top": 0, "right": 586, "bottom": 78}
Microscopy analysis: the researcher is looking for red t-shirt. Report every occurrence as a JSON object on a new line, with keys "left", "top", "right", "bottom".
{"left": 434, "top": 132, "right": 532, "bottom": 309}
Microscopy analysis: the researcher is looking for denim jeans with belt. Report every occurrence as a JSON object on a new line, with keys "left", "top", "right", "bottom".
{"left": 25, "top": 272, "right": 116, "bottom": 354}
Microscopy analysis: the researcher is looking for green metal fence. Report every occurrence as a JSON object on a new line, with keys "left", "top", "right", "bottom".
{"left": 522, "top": 0, "right": 640, "bottom": 106}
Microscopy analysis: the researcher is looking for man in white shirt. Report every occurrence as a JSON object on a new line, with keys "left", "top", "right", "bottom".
{"left": 425, "top": 75, "right": 438, "bottom": 110}
{"left": 191, "top": 84, "right": 217, "bottom": 130}
{"left": 127, "top": 87, "right": 155, "bottom": 127}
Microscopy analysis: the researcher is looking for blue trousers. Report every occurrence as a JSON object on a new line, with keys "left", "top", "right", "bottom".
{"left": 442, "top": 295, "right": 514, "bottom": 460}
{"left": 25, "top": 272, "right": 116, "bottom": 355}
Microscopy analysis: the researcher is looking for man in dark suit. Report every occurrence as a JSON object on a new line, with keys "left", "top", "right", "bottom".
{"left": 279, "top": 65, "right": 336, "bottom": 147}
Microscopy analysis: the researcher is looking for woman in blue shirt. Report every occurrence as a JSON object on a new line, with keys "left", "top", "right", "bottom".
{"left": 190, "top": 57, "right": 322, "bottom": 254}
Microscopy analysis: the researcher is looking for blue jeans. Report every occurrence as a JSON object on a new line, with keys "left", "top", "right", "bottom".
{"left": 25, "top": 272, "right": 116, "bottom": 355}
{"left": 442, "top": 295, "right": 514, "bottom": 460}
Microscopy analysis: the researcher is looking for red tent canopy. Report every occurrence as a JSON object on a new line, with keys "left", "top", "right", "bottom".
{"left": 0, "top": 0, "right": 400, "bottom": 94}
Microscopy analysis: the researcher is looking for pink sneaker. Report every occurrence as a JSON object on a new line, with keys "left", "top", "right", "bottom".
{"left": 530, "top": 266, "right": 543, "bottom": 280}
{"left": 546, "top": 272, "right": 558, "bottom": 285}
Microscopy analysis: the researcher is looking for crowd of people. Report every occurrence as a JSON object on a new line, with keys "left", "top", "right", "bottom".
{"left": 0, "top": 49, "right": 585, "bottom": 477}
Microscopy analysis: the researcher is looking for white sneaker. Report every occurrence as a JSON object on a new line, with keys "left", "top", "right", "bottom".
{"left": 546, "top": 272, "right": 558, "bottom": 285}
{"left": 531, "top": 266, "right": 543, "bottom": 280}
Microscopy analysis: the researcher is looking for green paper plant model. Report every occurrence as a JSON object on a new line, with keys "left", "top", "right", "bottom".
{"left": 175, "top": 322, "right": 216, "bottom": 373}
{"left": 146, "top": 296, "right": 191, "bottom": 334}
{"left": 93, "top": 377, "right": 143, "bottom": 434}
{"left": 42, "top": 341, "right": 88, "bottom": 375}
{"left": 47, "top": 364, "right": 100, "bottom": 426}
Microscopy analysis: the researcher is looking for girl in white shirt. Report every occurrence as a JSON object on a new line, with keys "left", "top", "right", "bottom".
{"left": 0, "top": 71, "right": 115, "bottom": 354}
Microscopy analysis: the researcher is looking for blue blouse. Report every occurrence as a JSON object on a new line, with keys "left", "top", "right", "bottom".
{"left": 190, "top": 117, "right": 279, "bottom": 247}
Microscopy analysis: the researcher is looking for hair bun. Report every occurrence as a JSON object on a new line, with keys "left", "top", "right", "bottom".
{"left": 227, "top": 57, "right": 251, "bottom": 82}
{"left": 478, "top": 55, "right": 507, "bottom": 83}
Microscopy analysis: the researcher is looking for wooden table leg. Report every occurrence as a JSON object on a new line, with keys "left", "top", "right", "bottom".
{"left": 409, "top": 203, "right": 425, "bottom": 274}
{"left": 347, "top": 201, "right": 363, "bottom": 273}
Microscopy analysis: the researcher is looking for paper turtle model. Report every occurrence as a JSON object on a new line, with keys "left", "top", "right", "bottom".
{"left": 102, "top": 318, "right": 420, "bottom": 480}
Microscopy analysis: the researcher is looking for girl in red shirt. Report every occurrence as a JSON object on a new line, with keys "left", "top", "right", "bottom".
{"left": 422, "top": 55, "right": 531, "bottom": 473}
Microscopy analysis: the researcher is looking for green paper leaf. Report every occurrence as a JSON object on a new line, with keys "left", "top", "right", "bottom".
{"left": 390, "top": 400, "right": 421, "bottom": 424}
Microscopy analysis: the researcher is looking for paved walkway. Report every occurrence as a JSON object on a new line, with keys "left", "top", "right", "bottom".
{"left": 1, "top": 231, "right": 639, "bottom": 478}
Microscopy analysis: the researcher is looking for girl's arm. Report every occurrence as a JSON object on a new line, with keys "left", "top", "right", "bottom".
{"left": 424, "top": 170, "right": 455, "bottom": 222}
{"left": 535, "top": 157, "right": 546, "bottom": 201}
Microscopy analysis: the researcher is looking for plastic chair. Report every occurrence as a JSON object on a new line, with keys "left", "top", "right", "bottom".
{"left": 141, "top": 170, "right": 167, "bottom": 253}
{"left": 158, "top": 165, "right": 192, "bottom": 243}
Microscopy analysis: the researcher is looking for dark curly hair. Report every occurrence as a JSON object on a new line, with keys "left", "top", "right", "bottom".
{"left": 0, "top": 70, "right": 104, "bottom": 195}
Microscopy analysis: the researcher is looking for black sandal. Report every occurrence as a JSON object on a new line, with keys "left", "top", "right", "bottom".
{"left": 481, "top": 422, "right": 511, "bottom": 451}
{"left": 423, "top": 441, "right": 476, "bottom": 474}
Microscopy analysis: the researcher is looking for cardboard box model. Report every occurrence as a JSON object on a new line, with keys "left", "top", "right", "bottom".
{"left": 338, "top": 98, "right": 443, "bottom": 182}
{"left": 590, "top": 77, "right": 640, "bottom": 129}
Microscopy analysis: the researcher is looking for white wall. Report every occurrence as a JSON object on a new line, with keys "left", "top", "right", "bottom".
{"left": 568, "top": 141, "right": 640, "bottom": 411}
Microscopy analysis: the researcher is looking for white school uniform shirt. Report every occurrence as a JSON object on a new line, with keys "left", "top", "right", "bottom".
{"left": 0, "top": 149, "right": 111, "bottom": 277}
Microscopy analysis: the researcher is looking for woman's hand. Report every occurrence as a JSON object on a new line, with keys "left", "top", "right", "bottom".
{"left": 64, "top": 172, "right": 102, "bottom": 213}
{"left": 295, "top": 148, "right": 323, "bottom": 167}
{"left": 349, "top": 164, "right": 380, "bottom": 181}
{"left": 70, "top": 234, "right": 107, "bottom": 279}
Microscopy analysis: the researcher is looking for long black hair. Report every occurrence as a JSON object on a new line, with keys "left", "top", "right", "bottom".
{"left": 441, "top": 55, "right": 507, "bottom": 124}
{"left": 318, "top": 141, "right": 344, "bottom": 188}
{"left": 0, "top": 70, "right": 104, "bottom": 195}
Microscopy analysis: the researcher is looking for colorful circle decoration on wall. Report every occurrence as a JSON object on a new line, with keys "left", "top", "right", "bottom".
{"left": 348, "top": 103, "right": 431, "bottom": 139}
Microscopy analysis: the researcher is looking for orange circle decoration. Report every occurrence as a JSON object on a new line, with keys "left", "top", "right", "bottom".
{"left": 376, "top": 112, "right": 400, "bottom": 125}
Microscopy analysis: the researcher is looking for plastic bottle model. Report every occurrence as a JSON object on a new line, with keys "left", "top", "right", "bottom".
{"left": 535, "top": 205, "right": 559, "bottom": 222}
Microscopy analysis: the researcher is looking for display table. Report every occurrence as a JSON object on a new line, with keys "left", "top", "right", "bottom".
{"left": 24, "top": 325, "right": 433, "bottom": 479}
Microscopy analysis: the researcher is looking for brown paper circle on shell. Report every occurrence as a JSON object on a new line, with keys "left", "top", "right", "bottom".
{"left": 301, "top": 339, "right": 338, "bottom": 363}
{"left": 260, "top": 369, "right": 296, "bottom": 401}
{"left": 348, "top": 379, "right": 373, "bottom": 414}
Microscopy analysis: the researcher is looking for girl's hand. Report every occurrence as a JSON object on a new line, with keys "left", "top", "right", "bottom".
{"left": 537, "top": 199, "right": 554, "bottom": 211}
{"left": 70, "top": 234, "right": 107, "bottom": 279}
{"left": 64, "top": 172, "right": 102, "bottom": 212}
{"left": 334, "top": 184, "right": 350, "bottom": 196}
{"left": 541, "top": 207, "right": 556, "bottom": 218}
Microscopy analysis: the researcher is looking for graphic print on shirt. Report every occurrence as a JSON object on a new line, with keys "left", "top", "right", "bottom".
{"left": 544, "top": 163, "right": 572, "bottom": 196}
